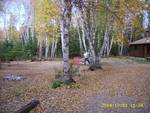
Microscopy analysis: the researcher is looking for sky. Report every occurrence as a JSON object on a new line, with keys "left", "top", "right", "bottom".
{"left": 0, "top": 1, "right": 25, "bottom": 31}
{"left": 143, "top": 11, "right": 149, "bottom": 28}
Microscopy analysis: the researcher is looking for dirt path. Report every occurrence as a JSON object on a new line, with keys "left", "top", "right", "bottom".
{"left": 0, "top": 58, "right": 150, "bottom": 113}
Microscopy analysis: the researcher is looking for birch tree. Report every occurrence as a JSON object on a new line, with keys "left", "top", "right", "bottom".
{"left": 76, "top": 0, "right": 102, "bottom": 70}
{"left": 34, "top": 0, "right": 58, "bottom": 59}
{"left": 100, "top": 0, "right": 120, "bottom": 57}
{"left": 60, "top": 0, "right": 75, "bottom": 82}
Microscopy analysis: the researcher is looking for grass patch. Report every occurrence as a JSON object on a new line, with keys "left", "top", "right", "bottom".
{"left": 51, "top": 63, "right": 80, "bottom": 89}
{"left": 51, "top": 80, "right": 80, "bottom": 89}
{"left": 13, "top": 88, "right": 24, "bottom": 97}
{"left": 51, "top": 80, "right": 63, "bottom": 89}
{"left": 128, "top": 57, "right": 149, "bottom": 64}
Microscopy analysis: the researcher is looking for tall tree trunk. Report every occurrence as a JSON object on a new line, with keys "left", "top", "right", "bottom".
{"left": 80, "top": 12, "right": 88, "bottom": 52}
{"left": 78, "top": 0, "right": 88, "bottom": 52}
{"left": 107, "top": 37, "right": 113, "bottom": 56}
{"left": 25, "top": 27, "right": 29, "bottom": 44}
{"left": 50, "top": 39, "right": 54, "bottom": 59}
{"left": 51, "top": 39, "right": 58, "bottom": 60}
{"left": 118, "top": 43, "right": 123, "bottom": 56}
{"left": 91, "top": 1, "right": 96, "bottom": 45}
{"left": 45, "top": 34, "right": 49, "bottom": 59}
{"left": 100, "top": 28, "right": 108, "bottom": 57}
{"left": 77, "top": 24, "right": 83, "bottom": 56}
{"left": 85, "top": 7, "right": 96, "bottom": 65}
{"left": 53, "top": 39, "right": 58, "bottom": 58}
{"left": 85, "top": 3, "right": 102, "bottom": 70}
{"left": 21, "top": 27, "right": 30, "bottom": 45}
{"left": 39, "top": 42, "right": 42, "bottom": 59}
{"left": 60, "top": 0, "right": 74, "bottom": 82}
{"left": 100, "top": 0, "right": 120, "bottom": 57}
{"left": 100, "top": 16, "right": 114, "bottom": 57}
{"left": 78, "top": 0, "right": 101, "bottom": 70}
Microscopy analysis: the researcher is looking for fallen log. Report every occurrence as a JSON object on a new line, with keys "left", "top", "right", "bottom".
{"left": 14, "top": 100, "right": 40, "bottom": 113}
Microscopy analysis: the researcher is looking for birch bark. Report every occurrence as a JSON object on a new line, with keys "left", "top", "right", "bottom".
{"left": 60, "top": 0, "right": 74, "bottom": 82}
{"left": 45, "top": 34, "right": 49, "bottom": 59}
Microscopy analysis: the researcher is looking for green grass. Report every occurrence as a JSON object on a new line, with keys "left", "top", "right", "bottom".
{"left": 127, "top": 57, "right": 149, "bottom": 64}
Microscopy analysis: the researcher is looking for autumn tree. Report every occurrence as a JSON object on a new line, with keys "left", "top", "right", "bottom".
{"left": 34, "top": 0, "right": 58, "bottom": 59}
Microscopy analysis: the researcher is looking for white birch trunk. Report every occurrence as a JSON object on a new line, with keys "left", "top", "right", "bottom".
{"left": 100, "top": 0, "right": 120, "bottom": 57}
{"left": 80, "top": 12, "right": 88, "bottom": 52}
{"left": 107, "top": 37, "right": 113, "bottom": 56}
{"left": 53, "top": 39, "right": 58, "bottom": 58}
{"left": 60, "top": 0, "right": 74, "bottom": 82}
{"left": 51, "top": 38, "right": 55, "bottom": 59}
{"left": 118, "top": 43, "right": 123, "bottom": 56}
{"left": 100, "top": 29, "right": 108, "bottom": 56}
{"left": 39, "top": 42, "right": 42, "bottom": 59}
{"left": 78, "top": 1, "right": 88, "bottom": 53}
{"left": 120, "top": 43, "right": 123, "bottom": 56}
{"left": 77, "top": 25, "right": 83, "bottom": 56}
{"left": 50, "top": 40, "right": 53, "bottom": 59}
{"left": 85, "top": 8, "right": 97, "bottom": 65}
{"left": 45, "top": 34, "right": 49, "bottom": 59}
{"left": 91, "top": 1, "right": 96, "bottom": 45}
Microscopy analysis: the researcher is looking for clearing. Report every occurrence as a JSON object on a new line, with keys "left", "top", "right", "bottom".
{"left": 0, "top": 57, "right": 150, "bottom": 113}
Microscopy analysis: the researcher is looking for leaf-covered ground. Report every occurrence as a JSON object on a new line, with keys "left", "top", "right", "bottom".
{"left": 0, "top": 57, "right": 150, "bottom": 113}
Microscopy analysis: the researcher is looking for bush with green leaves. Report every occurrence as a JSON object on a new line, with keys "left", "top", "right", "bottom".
{"left": 51, "top": 79, "right": 80, "bottom": 89}
{"left": 51, "top": 80, "right": 63, "bottom": 89}
{"left": 51, "top": 63, "right": 80, "bottom": 89}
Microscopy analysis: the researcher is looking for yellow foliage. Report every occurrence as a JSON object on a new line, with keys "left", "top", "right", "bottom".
{"left": 34, "top": 0, "right": 59, "bottom": 43}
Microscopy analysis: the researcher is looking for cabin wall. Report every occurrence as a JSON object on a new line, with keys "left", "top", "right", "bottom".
{"left": 144, "top": 45, "right": 147, "bottom": 57}
{"left": 129, "top": 44, "right": 150, "bottom": 57}
{"left": 145, "top": 44, "right": 150, "bottom": 57}
{"left": 129, "top": 45, "right": 144, "bottom": 57}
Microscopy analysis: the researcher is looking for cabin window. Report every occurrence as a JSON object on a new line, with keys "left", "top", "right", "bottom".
{"left": 148, "top": 45, "right": 150, "bottom": 55}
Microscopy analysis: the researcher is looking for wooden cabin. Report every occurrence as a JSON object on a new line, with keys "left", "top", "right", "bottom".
{"left": 129, "top": 38, "right": 150, "bottom": 57}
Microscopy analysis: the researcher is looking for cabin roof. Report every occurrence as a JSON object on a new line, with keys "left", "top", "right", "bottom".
{"left": 130, "top": 38, "right": 150, "bottom": 45}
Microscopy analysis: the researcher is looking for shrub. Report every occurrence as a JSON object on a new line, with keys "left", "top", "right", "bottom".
{"left": 51, "top": 80, "right": 63, "bottom": 89}
{"left": 0, "top": 39, "right": 37, "bottom": 61}
{"left": 63, "top": 80, "right": 72, "bottom": 86}
{"left": 51, "top": 63, "right": 80, "bottom": 89}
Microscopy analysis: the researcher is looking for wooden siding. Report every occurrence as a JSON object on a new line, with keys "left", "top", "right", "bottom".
{"left": 129, "top": 44, "right": 150, "bottom": 57}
